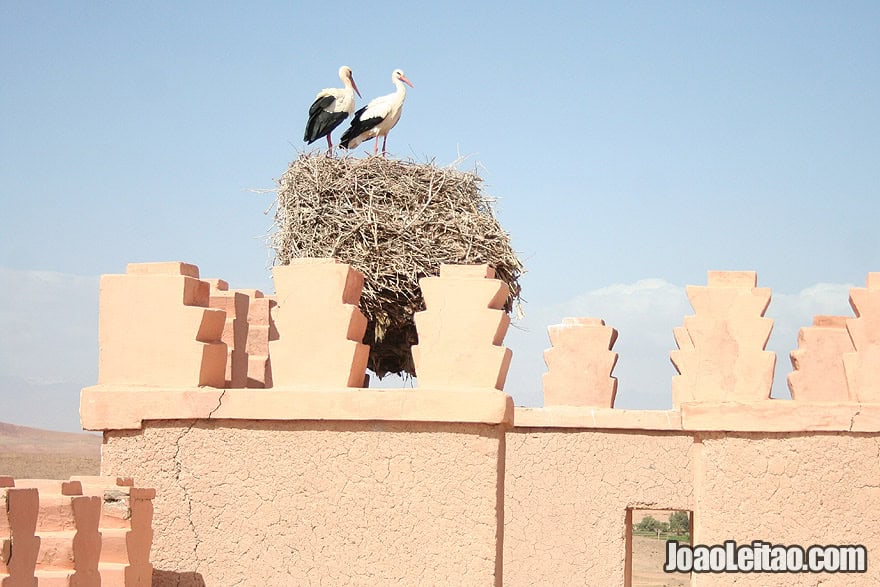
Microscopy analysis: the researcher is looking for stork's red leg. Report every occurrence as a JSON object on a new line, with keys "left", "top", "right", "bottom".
{"left": 326, "top": 135, "right": 333, "bottom": 156}
{"left": 382, "top": 135, "right": 388, "bottom": 157}
{"left": 374, "top": 137, "right": 379, "bottom": 155}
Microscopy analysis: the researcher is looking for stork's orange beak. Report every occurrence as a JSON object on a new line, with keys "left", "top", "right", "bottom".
{"left": 351, "top": 76, "right": 362, "bottom": 98}
{"left": 400, "top": 75, "right": 414, "bottom": 88}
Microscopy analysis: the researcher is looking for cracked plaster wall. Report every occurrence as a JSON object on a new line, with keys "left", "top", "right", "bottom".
{"left": 503, "top": 429, "right": 695, "bottom": 586}
{"left": 691, "top": 432, "right": 880, "bottom": 587}
{"left": 100, "top": 420, "right": 880, "bottom": 585}
{"left": 504, "top": 428, "right": 880, "bottom": 586}
{"left": 102, "top": 419, "right": 503, "bottom": 586}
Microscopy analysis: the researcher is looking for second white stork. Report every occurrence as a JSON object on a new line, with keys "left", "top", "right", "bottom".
{"left": 304, "top": 65, "right": 361, "bottom": 154}
{"left": 339, "top": 69, "right": 414, "bottom": 156}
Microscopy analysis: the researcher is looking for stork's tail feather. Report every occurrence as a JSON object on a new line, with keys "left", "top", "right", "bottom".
{"left": 305, "top": 110, "right": 347, "bottom": 145}
{"left": 338, "top": 128, "right": 354, "bottom": 149}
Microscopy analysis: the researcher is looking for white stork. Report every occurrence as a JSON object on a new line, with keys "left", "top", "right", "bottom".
{"left": 339, "top": 69, "right": 414, "bottom": 156}
{"left": 304, "top": 65, "right": 362, "bottom": 154}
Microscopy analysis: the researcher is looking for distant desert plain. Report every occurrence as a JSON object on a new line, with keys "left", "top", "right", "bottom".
{"left": 0, "top": 420, "right": 100, "bottom": 479}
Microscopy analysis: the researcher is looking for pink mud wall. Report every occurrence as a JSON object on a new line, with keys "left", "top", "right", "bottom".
{"left": 503, "top": 429, "right": 694, "bottom": 585}
{"left": 691, "top": 432, "right": 880, "bottom": 587}
{"left": 503, "top": 427, "right": 880, "bottom": 587}
{"left": 102, "top": 419, "right": 505, "bottom": 586}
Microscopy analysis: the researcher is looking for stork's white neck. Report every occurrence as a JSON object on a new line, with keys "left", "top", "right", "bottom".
{"left": 392, "top": 78, "right": 408, "bottom": 99}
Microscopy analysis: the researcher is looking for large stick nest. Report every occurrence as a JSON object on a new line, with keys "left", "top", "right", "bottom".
{"left": 271, "top": 153, "right": 524, "bottom": 378}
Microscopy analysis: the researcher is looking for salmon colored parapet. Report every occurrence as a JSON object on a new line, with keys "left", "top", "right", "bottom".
{"left": 86, "top": 263, "right": 880, "bottom": 429}
{"left": 542, "top": 317, "right": 618, "bottom": 407}
{"left": 73, "top": 476, "right": 156, "bottom": 586}
{"left": 206, "top": 279, "right": 249, "bottom": 389}
{"left": 528, "top": 271, "right": 880, "bottom": 429}
{"left": 241, "top": 290, "right": 274, "bottom": 388}
{"left": 538, "top": 271, "right": 781, "bottom": 410}
{"left": 788, "top": 315, "right": 855, "bottom": 401}
{"left": 82, "top": 260, "right": 516, "bottom": 430}
{"left": 269, "top": 259, "right": 370, "bottom": 388}
{"left": 210, "top": 283, "right": 275, "bottom": 388}
{"left": 1, "top": 480, "right": 39, "bottom": 585}
{"left": 0, "top": 476, "right": 155, "bottom": 587}
{"left": 98, "top": 262, "right": 228, "bottom": 388}
{"left": 412, "top": 264, "right": 513, "bottom": 390}
{"left": 843, "top": 273, "right": 880, "bottom": 401}
{"left": 94, "top": 260, "right": 515, "bottom": 392}
{"left": 670, "top": 271, "right": 775, "bottom": 405}
{"left": 786, "top": 273, "right": 880, "bottom": 402}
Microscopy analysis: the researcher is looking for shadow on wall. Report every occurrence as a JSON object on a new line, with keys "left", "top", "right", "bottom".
{"left": 153, "top": 569, "right": 206, "bottom": 587}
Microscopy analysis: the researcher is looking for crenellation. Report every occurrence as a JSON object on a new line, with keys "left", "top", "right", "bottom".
{"left": 203, "top": 278, "right": 228, "bottom": 291}
{"left": 542, "top": 317, "right": 619, "bottom": 407}
{"left": 236, "top": 289, "right": 274, "bottom": 388}
{"left": 670, "top": 270, "right": 775, "bottom": 405}
{"left": 74, "top": 477, "right": 155, "bottom": 586}
{"left": 11, "top": 480, "right": 102, "bottom": 586}
{"left": 0, "top": 477, "right": 157, "bottom": 587}
{"left": 411, "top": 264, "right": 513, "bottom": 390}
{"left": 843, "top": 273, "right": 880, "bottom": 401}
{"left": 208, "top": 283, "right": 250, "bottom": 388}
{"left": 788, "top": 315, "right": 855, "bottom": 401}
{"left": 0, "top": 485, "right": 40, "bottom": 586}
{"left": 268, "top": 259, "right": 369, "bottom": 387}
{"left": 75, "top": 262, "right": 880, "bottom": 584}
{"left": 98, "top": 262, "right": 228, "bottom": 388}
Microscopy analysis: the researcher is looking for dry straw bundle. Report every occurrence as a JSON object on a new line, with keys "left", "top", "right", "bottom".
{"left": 271, "top": 153, "right": 524, "bottom": 378}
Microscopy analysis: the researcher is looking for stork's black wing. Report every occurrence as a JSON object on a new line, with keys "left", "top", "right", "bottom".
{"left": 338, "top": 106, "right": 384, "bottom": 148}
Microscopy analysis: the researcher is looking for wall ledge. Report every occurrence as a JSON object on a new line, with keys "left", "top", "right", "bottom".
{"left": 514, "top": 407, "right": 681, "bottom": 430}
{"left": 513, "top": 401, "right": 880, "bottom": 432}
{"left": 679, "top": 400, "right": 880, "bottom": 432}
{"left": 80, "top": 385, "right": 513, "bottom": 431}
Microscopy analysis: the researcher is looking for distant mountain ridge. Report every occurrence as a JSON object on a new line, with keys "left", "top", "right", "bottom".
{"left": 0, "top": 420, "right": 100, "bottom": 457}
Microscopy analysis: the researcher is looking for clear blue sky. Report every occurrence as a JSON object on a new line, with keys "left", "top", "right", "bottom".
{"left": 2, "top": 2, "right": 878, "bottom": 430}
